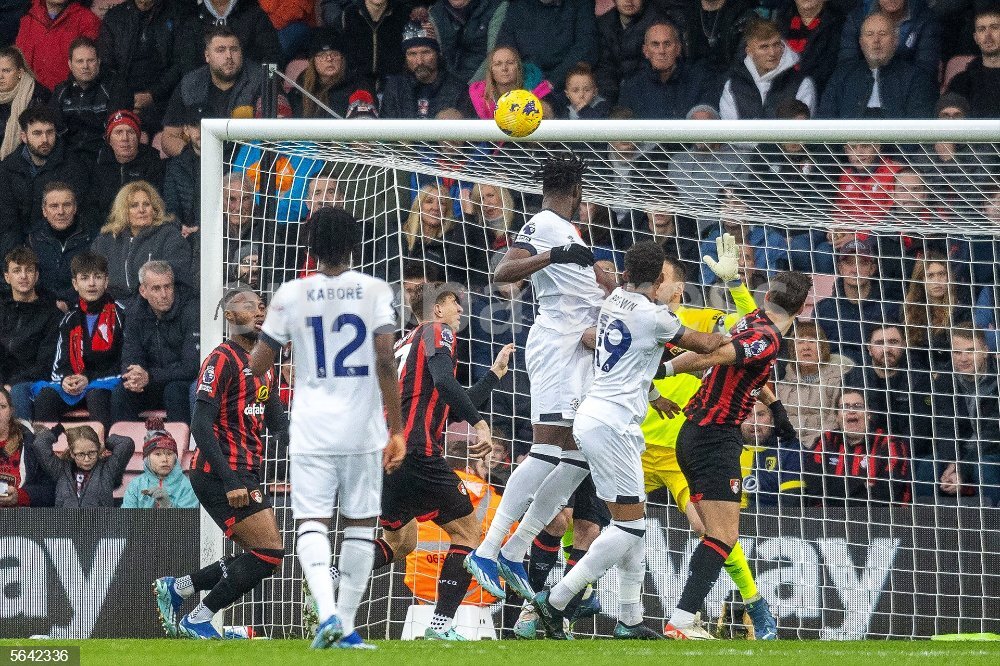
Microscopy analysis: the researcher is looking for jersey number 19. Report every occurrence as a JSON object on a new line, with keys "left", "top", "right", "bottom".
{"left": 595, "top": 313, "right": 633, "bottom": 373}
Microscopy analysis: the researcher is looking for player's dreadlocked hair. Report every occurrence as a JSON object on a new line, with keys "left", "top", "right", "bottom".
{"left": 624, "top": 240, "right": 666, "bottom": 287}
{"left": 536, "top": 153, "right": 586, "bottom": 196}
{"left": 309, "top": 206, "right": 362, "bottom": 267}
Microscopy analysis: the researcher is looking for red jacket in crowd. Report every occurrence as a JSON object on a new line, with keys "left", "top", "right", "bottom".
{"left": 16, "top": 0, "right": 100, "bottom": 91}
{"left": 833, "top": 158, "right": 902, "bottom": 224}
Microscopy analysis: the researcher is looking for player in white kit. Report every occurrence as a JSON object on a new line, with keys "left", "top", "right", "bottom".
{"left": 529, "top": 241, "right": 729, "bottom": 639}
{"left": 466, "top": 155, "right": 615, "bottom": 599}
{"left": 250, "top": 207, "right": 405, "bottom": 650}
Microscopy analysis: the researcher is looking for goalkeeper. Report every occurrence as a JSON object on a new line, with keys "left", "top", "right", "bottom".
{"left": 642, "top": 234, "right": 793, "bottom": 640}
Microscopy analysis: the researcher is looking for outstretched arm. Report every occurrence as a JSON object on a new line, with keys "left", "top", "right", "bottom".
{"left": 667, "top": 342, "right": 739, "bottom": 376}
{"left": 494, "top": 243, "right": 595, "bottom": 284}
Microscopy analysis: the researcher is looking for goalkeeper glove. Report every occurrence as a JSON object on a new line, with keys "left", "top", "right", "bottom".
{"left": 704, "top": 232, "right": 741, "bottom": 284}
{"left": 768, "top": 400, "right": 797, "bottom": 442}
{"left": 550, "top": 243, "right": 596, "bottom": 267}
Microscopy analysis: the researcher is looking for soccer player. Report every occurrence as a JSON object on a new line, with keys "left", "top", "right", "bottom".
{"left": 661, "top": 270, "right": 812, "bottom": 639}
{"left": 641, "top": 234, "right": 790, "bottom": 639}
{"left": 153, "top": 286, "right": 288, "bottom": 640}
{"left": 466, "top": 154, "right": 608, "bottom": 600}
{"left": 247, "top": 207, "right": 406, "bottom": 650}
{"left": 368, "top": 282, "right": 513, "bottom": 640}
{"left": 532, "top": 241, "right": 728, "bottom": 639}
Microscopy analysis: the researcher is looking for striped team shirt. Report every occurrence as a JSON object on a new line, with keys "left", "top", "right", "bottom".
{"left": 394, "top": 321, "right": 456, "bottom": 458}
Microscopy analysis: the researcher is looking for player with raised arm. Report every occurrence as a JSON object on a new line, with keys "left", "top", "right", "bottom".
{"left": 531, "top": 241, "right": 729, "bottom": 639}
{"left": 153, "top": 286, "right": 288, "bottom": 640}
{"left": 247, "top": 207, "right": 406, "bottom": 650}
{"left": 661, "top": 270, "right": 812, "bottom": 640}
{"left": 465, "top": 154, "right": 608, "bottom": 599}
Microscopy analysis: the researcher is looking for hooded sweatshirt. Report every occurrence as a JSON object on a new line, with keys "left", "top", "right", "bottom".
{"left": 720, "top": 45, "right": 817, "bottom": 119}
{"left": 122, "top": 455, "right": 199, "bottom": 509}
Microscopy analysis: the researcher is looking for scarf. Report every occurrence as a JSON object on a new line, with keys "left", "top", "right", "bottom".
{"left": 0, "top": 74, "right": 37, "bottom": 160}
{"left": 69, "top": 296, "right": 118, "bottom": 375}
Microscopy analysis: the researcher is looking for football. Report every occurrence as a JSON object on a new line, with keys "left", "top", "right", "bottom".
{"left": 494, "top": 89, "right": 543, "bottom": 138}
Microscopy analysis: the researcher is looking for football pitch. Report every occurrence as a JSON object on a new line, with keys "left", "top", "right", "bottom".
{"left": 2, "top": 639, "right": 999, "bottom": 666}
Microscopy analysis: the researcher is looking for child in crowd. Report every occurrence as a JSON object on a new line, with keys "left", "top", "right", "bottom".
{"left": 562, "top": 63, "right": 609, "bottom": 120}
{"left": 123, "top": 418, "right": 198, "bottom": 509}
{"left": 31, "top": 424, "right": 134, "bottom": 508}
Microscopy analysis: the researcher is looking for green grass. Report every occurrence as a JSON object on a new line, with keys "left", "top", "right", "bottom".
{"left": 3, "top": 639, "right": 999, "bottom": 666}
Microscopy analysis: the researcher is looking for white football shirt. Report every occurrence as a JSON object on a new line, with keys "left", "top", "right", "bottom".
{"left": 512, "top": 209, "right": 605, "bottom": 334}
{"left": 579, "top": 287, "right": 684, "bottom": 429}
{"left": 261, "top": 270, "right": 396, "bottom": 454}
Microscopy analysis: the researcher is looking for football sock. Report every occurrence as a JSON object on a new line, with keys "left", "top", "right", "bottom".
{"left": 337, "top": 526, "right": 375, "bottom": 636}
{"left": 549, "top": 519, "right": 645, "bottom": 611}
{"left": 618, "top": 534, "right": 646, "bottom": 626}
{"left": 188, "top": 601, "right": 214, "bottom": 623}
{"left": 371, "top": 538, "right": 395, "bottom": 571}
{"left": 478, "top": 444, "right": 561, "bottom": 559}
{"left": 183, "top": 555, "right": 234, "bottom": 596}
{"left": 723, "top": 541, "right": 759, "bottom": 602}
{"left": 202, "top": 548, "right": 282, "bottom": 614}
{"left": 429, "top": 613, "right": 452, "bottom": 633}
{"left": 173, "top": 575, "right": 195, "bottom": 598}
{"left": 528, "top": 530, "right": 563, "bottom": 592}
{"left": 674, "top": 536, "right": 731, "bottom": 616}
{"left": 434, "top": 545, "right": 474, "bottom": 627}
{"left": 565, "top": 547, "right": 588, "bottom": 574}
{"left": 499, "top": 451, "right": 590, "bottom": 564}
{"left": 296, "top": 521, "right": 336, "bottom": 621}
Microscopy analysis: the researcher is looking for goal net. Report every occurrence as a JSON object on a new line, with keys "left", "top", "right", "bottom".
{"left": 199, "top": 119, "right": 1000, "bottom": 640}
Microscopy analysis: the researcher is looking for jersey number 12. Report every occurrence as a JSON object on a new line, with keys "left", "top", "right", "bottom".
{"left": 306, "top": 314, "right": 369, "bottom": 378}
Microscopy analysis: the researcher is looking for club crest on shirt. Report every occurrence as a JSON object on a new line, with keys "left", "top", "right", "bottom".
{"left": 730, "top": 478, "right": 741, "bottom": 494}
{"left": 250, "top": 489, "right": 263, "bottom": 504}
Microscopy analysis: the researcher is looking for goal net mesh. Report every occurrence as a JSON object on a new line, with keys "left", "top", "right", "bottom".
{"left": 207, "top": 122, "right": 1000, "bottom": 640}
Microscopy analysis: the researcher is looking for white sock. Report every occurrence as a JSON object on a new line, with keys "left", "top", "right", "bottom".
{"left": 549, "top": 519, "right": 644, "bottom": 610}
{"left": 668, "top": 608, "right": 695, "bottom": 627}
{"left": 429, "top": 613, "right": 451, "bottom": 633}
{"left": 297, "top": 521, "right": 337, "bottom": 622}
{"left": 337, "top": 526, "right": 375, "bottom": 636}
{"left": 174, "top": 575, "right": 194, "bottom": 598}
{"left": 189, "top": 601, "right": 214, "bottom": 623}
{"left": 618, "top": 535, "right": 646, "bottom": 626}
{"left": 478, "top": 444, "right": 560, "bottom": 559}
{"left": 500, "top": 451, "right": 590, "bottom": 563}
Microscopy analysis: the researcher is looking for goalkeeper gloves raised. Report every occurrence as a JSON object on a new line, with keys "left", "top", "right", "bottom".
{"left": 704, "top": 232, "right": 741, "bottom": 284}
{"left": 550, "top": 243, "right": 596, "bottom": 267}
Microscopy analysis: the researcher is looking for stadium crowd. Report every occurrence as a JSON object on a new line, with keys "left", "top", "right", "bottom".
{"left": 0, "top": 0, "right": 997, "bottom": 522}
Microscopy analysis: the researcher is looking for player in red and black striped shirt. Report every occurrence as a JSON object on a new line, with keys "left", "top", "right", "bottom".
{"left": 660, "top": 271, "right": 812, "bottom": 640}
{"left": 154, "top": 287, "right": 290, "bottom": 640}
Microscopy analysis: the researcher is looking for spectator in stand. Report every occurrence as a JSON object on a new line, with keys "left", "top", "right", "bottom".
{"left": 92, "top": 110, "right": 165, "bottom": 222}
{"left": 49, "top": 37, "right": 124, "bottom": 160}
{"left": 633, "top": 209, "right": 699, "bottom": 281}
{"left": 122, "top": 417, "right": 198, "bottom": 508}
{"left": 0, "top": 1, "right": 28, "bottom": 47}
{"left": 97, "top": 0, "right": 194, "bottom": 136}
{"left": 381, "top": 22, "right": 464, "bottom": 119}
{"left": 595, "top": 0, "right": 661, "bottom": 104}
{"left": 15, "top": 0, "right": 100, "bottom": 92}
{"left": 741, "top": 400, "right": 803, "bottom": 508}
{"left": 466, "top": 44, "right": 551, "bottom": 120}
{"left": 561, "top": 63, "right": 609, "bottom": 119}
{"left": 0, "top": 106, "right": 89, "bottom": 258}
{"left": 576, "top": 200, "right": 624, "bottom": 270}
{"left": 0, "top": 247, "right": 61, "bottom": 421}
{"left": 698, "top": 184, "right": 788, "bottom": 285}
{"left": 33, "top": 252, "right": 125, "bottom": 431}
{"left": 258, "top": 0, "right": 314, "bottom": 61}
{"left": 681, "top": 0, "right": 757, "bottom": 80}
{"left": 719, "top": 19, "right": 817, "bottom": 119}
{"left": 802, "top": 388, "right": 912, "bottom": 505}
{"left": 839, "top": 0, "right": 941, "bottom": 75}
{"left": 28, "top": 182, "right": 93, "bottom": 309}
{"left": 219, "top": 171, "right": 285, "bottom": 290}
{"left": 187, "top": 0, "right": 283, "bottom": 69}
{"left": 776, "top": 0, "right": 845, "bottom": 93}
{"left": 902, "top": 252, "right": 974, "bottom": 372}
{"left": 0, "top": 387, "right": 55, "bottom": 507}
{"left": 775, "top": 320, "right": 853, "bottom": 449}
{"left": 460, "top": 182, "right": 521, "bottom": 282}
{"left": 91, "top": 181, "right": 191, "bottom": 300}
{"left": 495, "top": 0, "right": 597, "bottom": 90}
{"left": 947, "top": 7, "right": 1000, "bottom": 118}
{"left": 162, "top": 111, "right": 200, "bottom": 235}
{"left": 819, "top": 11, "right": 936, "bottom": 118}
{"left": 430, "top": 0, "right": 509, "bottom": 86}
{"left": 813, "top": 238, "right": 900, "bottom": 363}
{"left": 161, "top": 27, "right": 285, "bottom": 157}
{"left": 0, "top": 46, "right": 50, "bottom": 161}
{"left": 618, "top": 20, "right": 714, "bottom": 119}
{"left": 114, "top": 261, "right": 199, "bottom": 423}
{"left": 289, "top": 29, "right": 374, "bottom": 119}
{"left": 31, "top": 423, "right": 135, "bottom": 507}
{"left": 930, "top": 326, "right": 1000, "bottom": 505}
{"left": 336, "top": 0, "right": 415, "bottom": 87}
{"left": 844, "top": 322, "right": 933, "bottom": 466}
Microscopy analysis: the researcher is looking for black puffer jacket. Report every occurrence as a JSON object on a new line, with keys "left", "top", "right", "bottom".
{"left": 163, "top": 144, "right": 199, "bottom": 229}
{"left": 90, "top": 143, "right": 166, "bottom": 225}
{"left": 91, "top": 222, "right": 193, "bottom": 299}
{"left": 0, "top": 287, "right": 61, "bottom": 385}
{"left": 120, "top": 287, "right": 200, "bottom": 385}
{"left": 49, "top": 74, "right": 127, "bottom": 159}
{"left": 184, "top": 0, "right": 283, "bottom": 69}
{"left": 27, "top": 221, "right": 95, "bottom": 303}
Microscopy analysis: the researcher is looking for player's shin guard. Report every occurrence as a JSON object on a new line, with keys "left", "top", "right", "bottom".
{"left": 675, "top": 537, "right": 731, "bottom": 616}
{"left": 433, "top": 545, "right": 474, "bottom": 630}
{"left": 549, "top": 519, "right": 645, "bottom": 610}
{"left": 202, "top": 548, "right": 283, "bottom": 614}
{"left": 477, "top": 444, "right": 561, "bottom": 559}
{"left": 528, "top": 531, "right": 563, "bottom": 593}
{"left": 500, "top": 451, "right": 590, "bottom": 564}
{"left": 297, "top": 521, "right": 336, "bottom": 622}
{"left": 178, "top": 555, "right": 235, "bottom": 597}
{"left": 618, "top": 536, "right": 646, "bottom": 626}
{"left": 337, "top": 526, "right": 375, "bottom": 636}
{"left": 723, "top": 541, "right": 759, "bottom": 601}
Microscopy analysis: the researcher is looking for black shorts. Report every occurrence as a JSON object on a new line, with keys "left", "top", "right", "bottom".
{"left": 380, "top": 454, "right": 474, "bottom": 530}
{"left": 567, "top": 473, "right": 611, "bottom": 527}
{"left": 189, "top": 468, "right": 273, "bottom": 537}
{"left": 675, "top": 421, "right": 744, "bottom": 504}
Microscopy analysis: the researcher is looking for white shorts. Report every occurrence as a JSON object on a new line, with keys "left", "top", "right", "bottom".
{"left": 573, "top": 412, "right": 646, "bottom": 504}
{"left": 290, "top": 450, "right": 382, "bottom": 520}
{"left": 525, "top": 324, "right": 594, "bottom": 425}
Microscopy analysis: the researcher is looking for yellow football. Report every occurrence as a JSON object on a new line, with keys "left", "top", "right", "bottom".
{"left": 494, "top": 89, "right": 543, "bottom": 138}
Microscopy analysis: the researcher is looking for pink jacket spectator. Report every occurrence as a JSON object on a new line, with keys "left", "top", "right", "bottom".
{"left": 16, "top": 0, "right": 100, "bottom": 91}
{"left": 467, "top": 62, "right": 552, "bottom": 120}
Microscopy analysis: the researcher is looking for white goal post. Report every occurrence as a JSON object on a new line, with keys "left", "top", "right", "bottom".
{"left": 199, "top": 118, "right": 1000, "bottom": 640}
